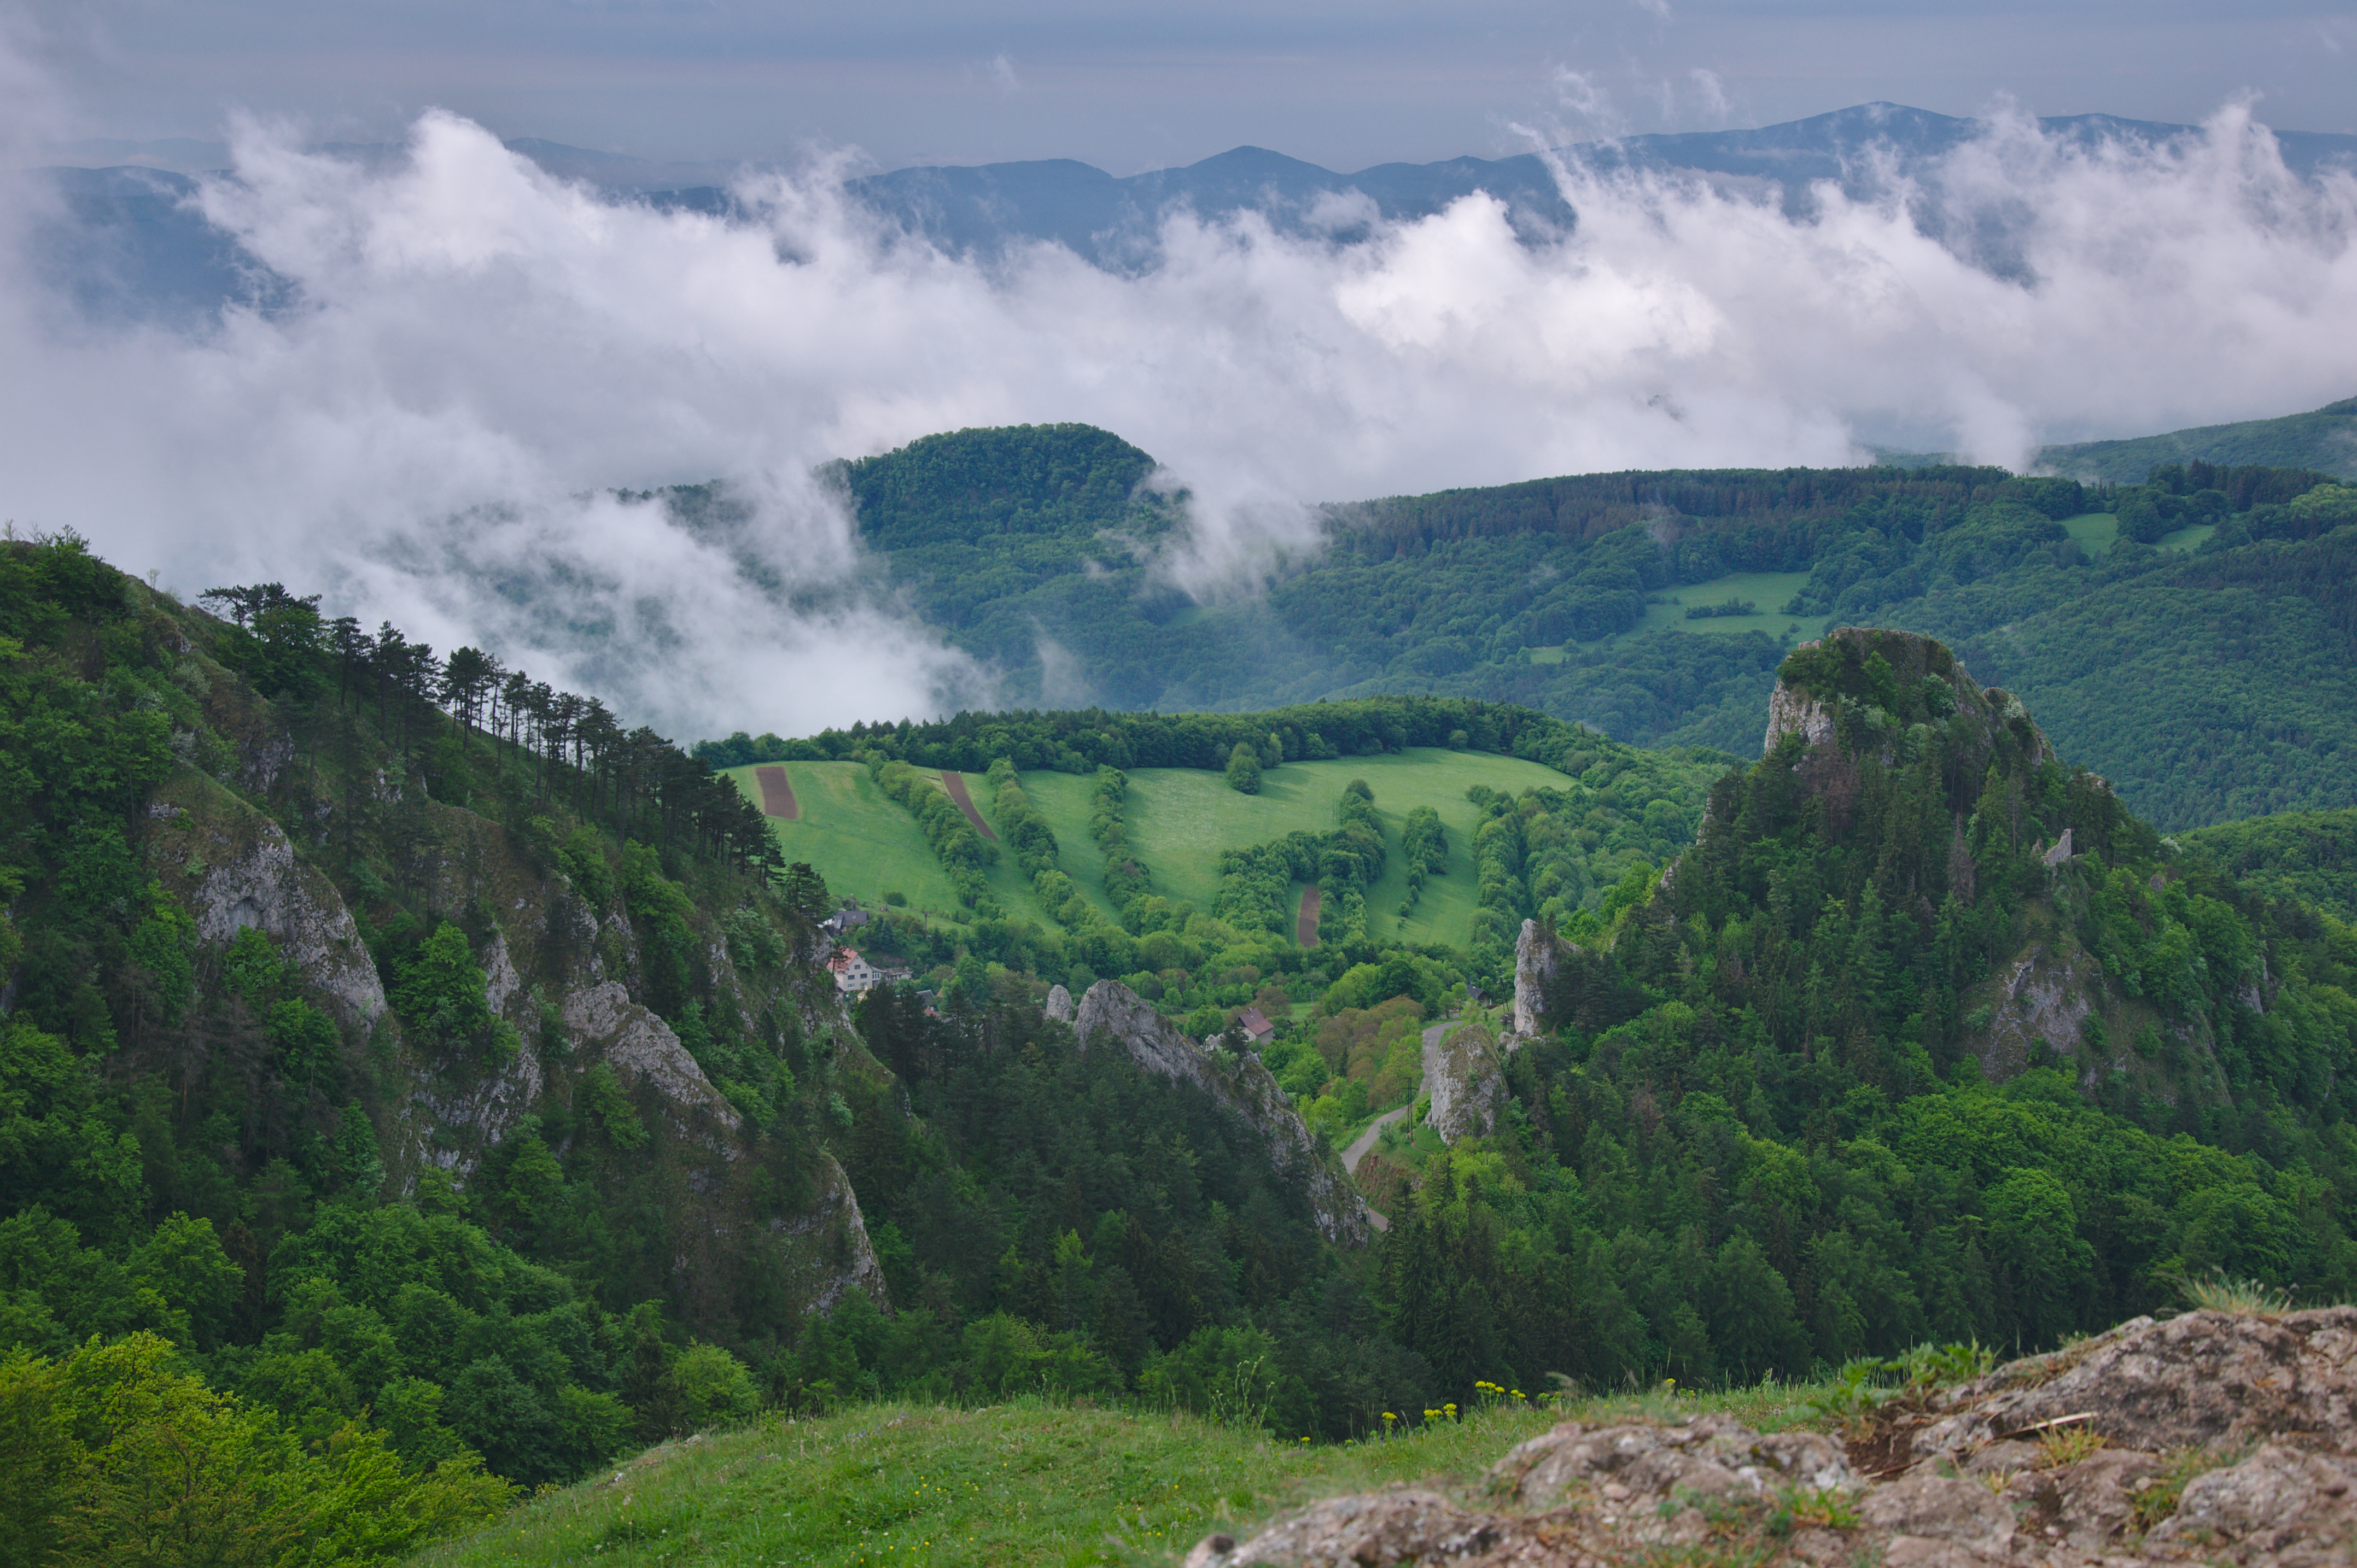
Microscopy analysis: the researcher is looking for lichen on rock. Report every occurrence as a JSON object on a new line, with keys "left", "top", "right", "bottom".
{"left": 1188, "top": 1306, "right": 2357, "bottom": 1568}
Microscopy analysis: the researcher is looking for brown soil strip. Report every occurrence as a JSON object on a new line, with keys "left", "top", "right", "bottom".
{"left": 1296, "top": 884, "right": 1321, "bottom": 946}
{"left": 754, "top": 765, "right": 800, "bottom": 820}
{"left": 937, "top": 771, "right": 997, "bottom": 840}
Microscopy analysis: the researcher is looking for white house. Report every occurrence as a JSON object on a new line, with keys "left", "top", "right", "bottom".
{"left": 829, "top": 947, "right": 880, "bottom": 994}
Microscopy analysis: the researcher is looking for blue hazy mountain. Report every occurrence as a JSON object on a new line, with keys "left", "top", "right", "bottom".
{"left": 21, "top": 104, "right": 2357, "bottom": 321}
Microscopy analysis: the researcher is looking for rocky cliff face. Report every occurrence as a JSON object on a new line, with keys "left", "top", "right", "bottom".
{"left": 1070, "top": 980, "right": 1371, "bottom": 1246}
{"left": 1188, "top": 1306, "right": 2357, "bottom": 1568}
{"left": 1508, "top": 917, "right": 1561, "bottom": 1042}
{"left": 154, "top": 782, "right": 388, "bottom": 1029}
{"left": 1421, "top": 1021, "right": 1505, "bottom": 1145}
{"left": 148, "top": 738, "right": 890, "bottom": 1327}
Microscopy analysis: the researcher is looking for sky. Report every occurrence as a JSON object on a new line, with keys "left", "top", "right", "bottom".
{"left": 2, "top": 2, "right": 2355, "bottom": 739}
{"left": 14, "top": 0, "right": 2357, "bottom": 174}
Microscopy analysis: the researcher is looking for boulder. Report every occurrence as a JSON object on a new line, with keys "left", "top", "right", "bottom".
{"left": 1182, "top": 1491, "right": 1492, "bottom": 1568}
{"left": 1189, "top": 1307, "right": 2357, "bottom": 1568}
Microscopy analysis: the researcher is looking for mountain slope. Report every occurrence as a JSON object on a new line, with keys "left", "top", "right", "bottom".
{"left": 796, "top": 420, "right": 2357, "bottom": 828}
{"left": 2037, "top": 396, "right": 2357, "bottom": 482}
{"left": 2177, "top": 807, "right": 2357, "bottom": 925}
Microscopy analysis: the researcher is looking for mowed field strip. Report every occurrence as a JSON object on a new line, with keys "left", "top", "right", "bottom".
{"left": 752, "top": 765, "right": 798, "bottom": 819}
{"left": 730, "top": 748, "right": 1583, "bottom": 947}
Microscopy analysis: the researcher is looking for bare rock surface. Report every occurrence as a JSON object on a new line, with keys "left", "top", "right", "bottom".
{"left": 769, "top": 1149, "right": 891, "bottom": 1317}
{"left": 563, "top": 982, "right": 742, "bottom": 1135}
{"left": 1907, "top": 1307, "right": 2357, "bottom": 1461}
{"left": 1044, "top": 984, "right": 1074, "bottom": 1023}
{"left": 1508, "top": 918, "right": 1560, "bottom": 1040}
{"left": 1188, "top": 1307, "right": 2357, "bottom": 1568}
{"left": 180, "top": 807, "right": 387, "bottom": 1027}
{"left": 1071, "top": 981, "right": 1369, "bottom": 1245}
{"left": 1423, "top": 1020, "right": 1506, "bottom": 1144}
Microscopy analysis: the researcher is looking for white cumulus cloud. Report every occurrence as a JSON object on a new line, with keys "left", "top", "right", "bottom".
{"left": 1, "top": 99, "right": 2354, "bottom": 739}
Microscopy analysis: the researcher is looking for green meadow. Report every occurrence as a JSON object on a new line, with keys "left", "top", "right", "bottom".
{"left": 1622, "top": 570, "right": 1820, "bottom": 641}
{"left": 719, "top": 762, "right": 964, "bottom": 917}
{"left": 731, "top": 750, "right": 1580, "bottom": 951}
{"left": 1026, "top": 748, "right": 1574, "bottom": 947}
{"left": 2060, "top": 511, "right": 2119, "bottom": 557}
{"left": 1527, "top": 567, "right": 1821, "bottom": 665}
{"left": 408, "top": 1383, "right": 1833, "bottom": 1568}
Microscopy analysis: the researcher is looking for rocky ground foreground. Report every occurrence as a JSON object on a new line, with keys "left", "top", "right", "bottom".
{"left": 1187, "top": 1307, "right": 2357, "bottom": 1567}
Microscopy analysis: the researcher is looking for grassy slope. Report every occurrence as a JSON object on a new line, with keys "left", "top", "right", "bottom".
{"left": 410, "top": 1384, "right": 1833, "bottom": 1568}
{"left": 1624, "top": 570, "right": 1820, "bottom": 641}
{"left": 722, "top": 762, "right": 1064, "bottom": 928}
{"left": 1036, "top": 750, "right": 1573, "bottom": 949}
{"left": 2060, "top": 512, "right": 2118, "bottom": 557}
{"left": 1527, "top": 567, "right": 1824, "bottom": 666}
{"left": 732, "top": 750, "right": 1602, "bottom": 949}
{"left": 2034, "top": 397, "right": 2357, "bottom": 483}
{"left": 719, "top": 762, "right": 962, "bottom": 917}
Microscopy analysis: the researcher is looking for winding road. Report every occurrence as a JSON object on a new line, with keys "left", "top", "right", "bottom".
{"left": 1339, "top": 1019, "right": 1465, "bottom": 1234}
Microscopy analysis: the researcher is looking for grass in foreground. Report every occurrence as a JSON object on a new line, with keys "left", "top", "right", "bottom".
{"left": 408, "top": 1383, "right": 1839, "bottom": 1568}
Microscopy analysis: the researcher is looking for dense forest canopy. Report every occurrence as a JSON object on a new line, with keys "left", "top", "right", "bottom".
{"left": 9, "top": 389, "right": 2357, "bottom": 1562}
{"left": 727, "top": 415, "right": 2355, "bottom": 829}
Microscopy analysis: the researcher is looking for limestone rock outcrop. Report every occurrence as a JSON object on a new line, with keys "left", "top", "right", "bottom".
{"left": 1422, "top": 1021, "right": 1506, "bottom": 1144}
{"left": 1188, "top": 1306, "right": 2357, "bottom": 1568}
{"left": 1070, "top": 981, "right": 1370, "bottom": 1245}
{"left": 1509, "top": 917, "right": 1561, "bottom": 1041}
{"left": 770, "top": 1150, "right": 891, "bottom": 1317}
{"left": 170, "top": 800, "right": 388, "bottom": 1028}
{"left": 1762, "top": 677, "right": 1837, "bottom": 756}
{"left": 563, "top": 981, "right": 743, "bottom": 1135}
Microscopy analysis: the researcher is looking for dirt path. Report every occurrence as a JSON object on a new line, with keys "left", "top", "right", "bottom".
{"left": 1341, "top": 1019, "right": 1462, "bottom": 1236}
{"left": 1341, "top": 1107, "right": 1407, "bottom": 1175}
{"left": 1295, "top": 884, "right": 1321, "bottom": 946}
{"left": 937, "top": 771, "right": 997, "bottom": 840}
{"left": 1417, "top": 1017, "right": 1460, "bottom": 1098}
{"left": 752, "top": 765, "right": 800, "bottom": 820}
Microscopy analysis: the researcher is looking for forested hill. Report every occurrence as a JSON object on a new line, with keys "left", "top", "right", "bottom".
{"left": 2035, "top": 396, "right": 2357, "bottom": 484}
{"left": 2178, "top": 808, "right": 2357, "bottom": 925}
{"left": 0, "top": 533, "right": 897, "bottom": 1556}
{"left": 15, "top": 525, "right": 2357, "bottom": 1565}
{"left": 748, "top": 414, "right": 2357, "bottom": 830}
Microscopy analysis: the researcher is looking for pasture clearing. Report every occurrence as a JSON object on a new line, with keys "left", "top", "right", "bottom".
{"left": 1527, "top": 568, "right": 1820, "bottom": 664}
{"left": 720, "top": 762, "right": 961, "bottom": 916}
{"left": 2060, "top": 511, "right": 2119, "bottom": 557}
{"left": 731, "top": 749, "right": 1586, "bottom": 949}
{"left": 1043, "top": 748, "right": 1574, "bottom": 949}
{"left": 1621, "top": 570, "right": 1818, "bottom": 641}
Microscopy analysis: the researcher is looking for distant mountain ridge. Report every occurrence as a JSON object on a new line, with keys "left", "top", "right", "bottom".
{"left": 25, "top": 103, "right": 2357, "bottom": 320}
